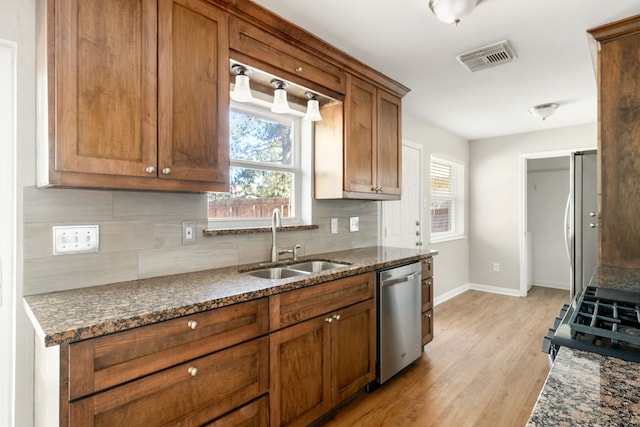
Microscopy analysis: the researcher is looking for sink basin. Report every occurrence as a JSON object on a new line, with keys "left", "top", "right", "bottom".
{"left": 286, "top": 261, "right": 349, "bottom": 273}
{"left": 247, "top": 267, "right": 309, "bottom": 279}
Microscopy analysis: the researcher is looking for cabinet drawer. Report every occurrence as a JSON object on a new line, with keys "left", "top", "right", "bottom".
{"left": 204, "top": 396, "right": 268, "bottom": 427}
{"left": 70, "top": 337, "right": 269, "bottom": 426}
{"left": 269, "top": 273, "right": 374, "bottom": 330}
{"left": 229, "top": 17, "right": 345, "bottom": 94}
{"left": 68, "top": 298, "right": 269, "bottom": 400}
{"left": 421, "top": 277, "right": 433, "bottom": 312}
{"left": 422, "top": 309, "right": 433, "bottom": 346}
{"left": 421, "top": 257, "right": 433, "bottom": 279}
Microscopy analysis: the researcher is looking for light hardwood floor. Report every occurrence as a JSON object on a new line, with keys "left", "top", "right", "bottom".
{"left": 322, "top": 286, "right": 569, "bottom": 427}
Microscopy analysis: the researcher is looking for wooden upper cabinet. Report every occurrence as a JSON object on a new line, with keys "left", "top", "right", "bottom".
{"left": 589, "top": 15, "right": 640, "bottom": 267}
{"left": 158, "top": 0, "right": 229, "bottom": 184}
{"left": 316, "top": 74, "right": 402, "bottom": 200}
{"left": 50, "top": 0, "right": 158, "bottom": 178}
{"left": 38, "top": 0, "right": 229, "bottom": 192}
{"left": 229, "top": 16, "right": 345, "bottom": 96}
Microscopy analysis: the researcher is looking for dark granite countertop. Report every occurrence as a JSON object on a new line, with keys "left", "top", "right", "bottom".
{"left": 24, "top": 246, "right": 436, "bottom": 347}
{"left": 528, "top": 266, "right": 640, "bottom": 426}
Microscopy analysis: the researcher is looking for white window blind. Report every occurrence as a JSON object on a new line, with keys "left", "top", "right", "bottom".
{"left": 430, "top": 155, "right": 465, "bottom": 242}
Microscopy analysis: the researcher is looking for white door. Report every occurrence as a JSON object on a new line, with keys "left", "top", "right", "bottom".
{"left": 0, "top": 40, "right": 16, "bottom": 427}
{"left": 382, "top": 141, "right": 423, "bottom": 248}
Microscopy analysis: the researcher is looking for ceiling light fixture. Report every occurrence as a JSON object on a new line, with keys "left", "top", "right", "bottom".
{"left": 428, "top": 0, "right": 479, "bottom": 25}
{"left": 230, "top": 64, "right": 253, "bottom": 103}
{"left": 529, "top": 103, "right": 559, "bottom": 121}
{"left": 271, "top": 80, "right": 290, "bottom": 114}
{"left": 304, "top": 92, "right": 322, "bottom": 121}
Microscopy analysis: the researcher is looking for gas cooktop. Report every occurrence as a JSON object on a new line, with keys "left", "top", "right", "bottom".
{"left": 546, "top": 286, "right": 640, "bottom": 363}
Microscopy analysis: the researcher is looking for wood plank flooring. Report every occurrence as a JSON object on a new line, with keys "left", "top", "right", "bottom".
{"left": 322, "top": 286, "right": 569, "bottom": 427}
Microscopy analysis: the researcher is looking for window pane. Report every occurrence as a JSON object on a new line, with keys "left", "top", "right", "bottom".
{"left": 230, "top": 108, "right": 293, "bottom": 166}
{"left": 209, "top": 167, "right": 293, "bottom": 219}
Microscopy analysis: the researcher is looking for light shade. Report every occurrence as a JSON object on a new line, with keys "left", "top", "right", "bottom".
{"left": 304, "top": 92, "right": 322, "bottom": 121}
{"left": 271, "top": 80, "right": 290, "bottom": 114}
{"left": 230, "top": 64, "right": 253, "bottom": 102}
{"left": 428, "top": 0, "right": 478, "bottom": 25}
{"left": 529, "top": 103, "right": 559, "bottom": 121}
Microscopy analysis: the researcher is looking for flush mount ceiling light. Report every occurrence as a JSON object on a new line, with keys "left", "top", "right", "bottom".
{"left": 304, "top": 92, "right": 322, "bottom": 121}
{"left": 230, "top": 64, "right": 253, "bottom": 102}
{"left": 428, "top": 0, "right": 479, "bottom": 25}
{"left": 271, "top": 80, "right": 290, "bottom": 113}
{"left": 529, "top": 103, "right": 559, "bottom": 121}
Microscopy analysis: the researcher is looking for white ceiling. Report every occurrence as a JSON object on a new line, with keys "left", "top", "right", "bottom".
{"left": 250, "top": 0, "right": 640, "bottom": 140}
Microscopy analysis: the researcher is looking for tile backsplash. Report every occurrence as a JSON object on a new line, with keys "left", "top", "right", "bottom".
{"left": 23, "top": 187, "right": 378, "bottom": 295}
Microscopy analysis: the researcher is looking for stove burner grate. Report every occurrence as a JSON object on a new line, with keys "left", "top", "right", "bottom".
{"left": 569, "top": 286, "right": 640, "bottom": 346}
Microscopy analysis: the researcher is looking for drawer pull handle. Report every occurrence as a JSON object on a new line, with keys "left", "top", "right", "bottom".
{"left": 325, "top": 317, "right": 333, "bottom": 323}
{"left": 333, "top": 314, "right": 341, "bottom": 321}
{"left": 187, "top": 320, "right": 198, "bottom": 330}
{"left": 295, "top": 66, "right": 303, "bottom": 73}
{"left": 188, "top": 366, "right": 198, "bottom": 377}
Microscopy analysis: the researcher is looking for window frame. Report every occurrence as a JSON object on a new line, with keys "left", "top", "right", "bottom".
{"left": 208, "top": 97, "right": 308, "bottom": 229}
{"left": 430, "top": 154, "right": 465, "bottom": 243}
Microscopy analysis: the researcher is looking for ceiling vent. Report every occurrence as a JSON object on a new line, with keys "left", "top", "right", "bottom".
{"left": 456, "top": 40, "right": 517, "bottom": 72}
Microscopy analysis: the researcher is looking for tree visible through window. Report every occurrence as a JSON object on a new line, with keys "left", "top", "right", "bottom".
{"left": 209, "top": 104, "right": 299, "bottom": 221}
{"left": 430, "top": 155, "right": 465, "bottom": 241}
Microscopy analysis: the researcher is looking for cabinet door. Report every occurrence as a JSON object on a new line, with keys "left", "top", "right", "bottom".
{"left": 422, "top": 309, "right": 433, "bottom": 346}
{"left": 54, "top": 0, "right": 157, "bottom": 177}
{"left": 344, "top": 74, "right": 376, "bottom": 194}
{"left": 598, "top": 29, "right": 640, "bottom": 267}
{"left": 376, "top": 90, "right": 402, "bottom": 196}
{"left": 158, "top": 0, "right": 229, "bottom": 185}
{"left": 270, "top": 316, "right": 332, "bottom": 427}
{"left": 332, "top": 300, "right": 375, "bottom": 403}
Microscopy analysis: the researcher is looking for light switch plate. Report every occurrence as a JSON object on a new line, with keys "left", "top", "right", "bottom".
{"left": 330, "top": 218, "right": 338, "bottom": 234}
{"left": 349, "top": 216, "right": 359, "bottom": 232}
{"left": 53, "top": 225, "right": 99, "bottom": 255}
{"left": 182, "top": 222, "right": 196, "bottom": 245}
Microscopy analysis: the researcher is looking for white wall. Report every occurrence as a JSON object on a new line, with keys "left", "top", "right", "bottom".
{"left": 1, "top": 0, "right": 35, "bottom": 425}
{"left": 527, "top": 158, "right": 570, "bottom": 289}
{"left": 403, "top": 113, "right": 470, "bottom": 301}
{"left": 469, "top": 123, "right": 596, "bottom": 292}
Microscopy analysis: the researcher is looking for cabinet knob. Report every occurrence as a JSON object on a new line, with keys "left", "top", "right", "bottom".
{"left": 188, "top": 366, "right": 198, "bottom": 377}
{"left": 162, "top": 167, "right": 172, "bottom": 175}
{"left": 187, "top": 320, "right": 198, "bottom": 330}
{"left": 145, "top": 166, "right": 156, "bottom": 174}
{"left": 590, "top": 223, "right": 598, "bottom": 228}
{"left": 325, "top": 317, "right": 333, "bottom": 323}
{"left": 295, "top": 66, "right": 303, "bottom": 73}
{"left": 333, "top": 314, "right": 341, "bottom": 321}
{"left": 426, "top": 313, "right": 432, "bottom": 318}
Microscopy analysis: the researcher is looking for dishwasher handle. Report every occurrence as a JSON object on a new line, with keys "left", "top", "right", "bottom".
{"left": 381, "top": 272, "right": 418, "bottom": 287}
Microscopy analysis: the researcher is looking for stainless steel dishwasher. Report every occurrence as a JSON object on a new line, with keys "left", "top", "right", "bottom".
{"left": 376, "top": 261, "right": 422, "bottom": 384}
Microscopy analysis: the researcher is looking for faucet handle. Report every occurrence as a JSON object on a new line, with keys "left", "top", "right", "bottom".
{"left": 293, "top": 244, "right": 301, "bottom": 260}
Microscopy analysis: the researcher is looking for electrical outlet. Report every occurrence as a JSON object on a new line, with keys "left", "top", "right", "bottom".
{"left": 182, "top": 222, "right": 196, "bottom": 245}
{"left": 349, "top": 216, "right": 359, "bottom": 232}
{"left": 492, "top": 262, "right": 500, "bottom": 273}
{"left": 330, "top": 218, "right": 338, "bottom": 234}
{"left": 53, "top": 225, "right": 99, "bottom": 255}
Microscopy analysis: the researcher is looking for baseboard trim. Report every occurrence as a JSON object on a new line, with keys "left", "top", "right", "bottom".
{"left": 531, "top": 280, "right": 570, "bottom": 290}
{"left": 468, "top": 282, "right": 522, "bottom": 297}
{"left": 434, "top": 282, "right": 529, "bottom": 307}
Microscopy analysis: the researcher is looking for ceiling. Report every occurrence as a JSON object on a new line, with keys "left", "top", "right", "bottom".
{"left": 249, "top": 0, "right": 640, "bottom": 140}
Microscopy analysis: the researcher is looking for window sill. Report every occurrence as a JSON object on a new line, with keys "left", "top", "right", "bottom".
{"left": 204, "top": 224, "right": 319, "bottom": 236}
{"left": 430, "top": 235, "right": 467, "bottom": 244}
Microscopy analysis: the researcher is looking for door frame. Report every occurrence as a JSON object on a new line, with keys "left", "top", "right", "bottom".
{"left": 518, "top": 146, "right": 595, "bottom": 297}
{"left": 0, "top": 39, "right": 16, "bottom": 427}
{"left": 379, "top": 139, "right": 424, "bottom": 248}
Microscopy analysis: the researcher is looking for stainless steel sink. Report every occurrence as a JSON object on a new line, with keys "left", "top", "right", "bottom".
{"left": 244, "top": 260, "right": 350, "bottom": 279}
{"left": 286, "top": 261, "right": 349, "bottom": 273}
{"left": 247, "top": 267, "right": 309, "bottom": 279}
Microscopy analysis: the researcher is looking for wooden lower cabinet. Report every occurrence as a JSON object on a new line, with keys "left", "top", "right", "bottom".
{"left": 69, "top": 337, "right": 268, "bottom": 426}
{"left": 421, "top": 257, "right": 434, "bottom": 346}
{"left": 270, "top": 299, "right": 375, "bottom": 427}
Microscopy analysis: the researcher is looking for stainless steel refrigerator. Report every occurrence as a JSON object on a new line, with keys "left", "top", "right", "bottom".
{"left": 564, "top": 150, "right": 598, "bottom": 298}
